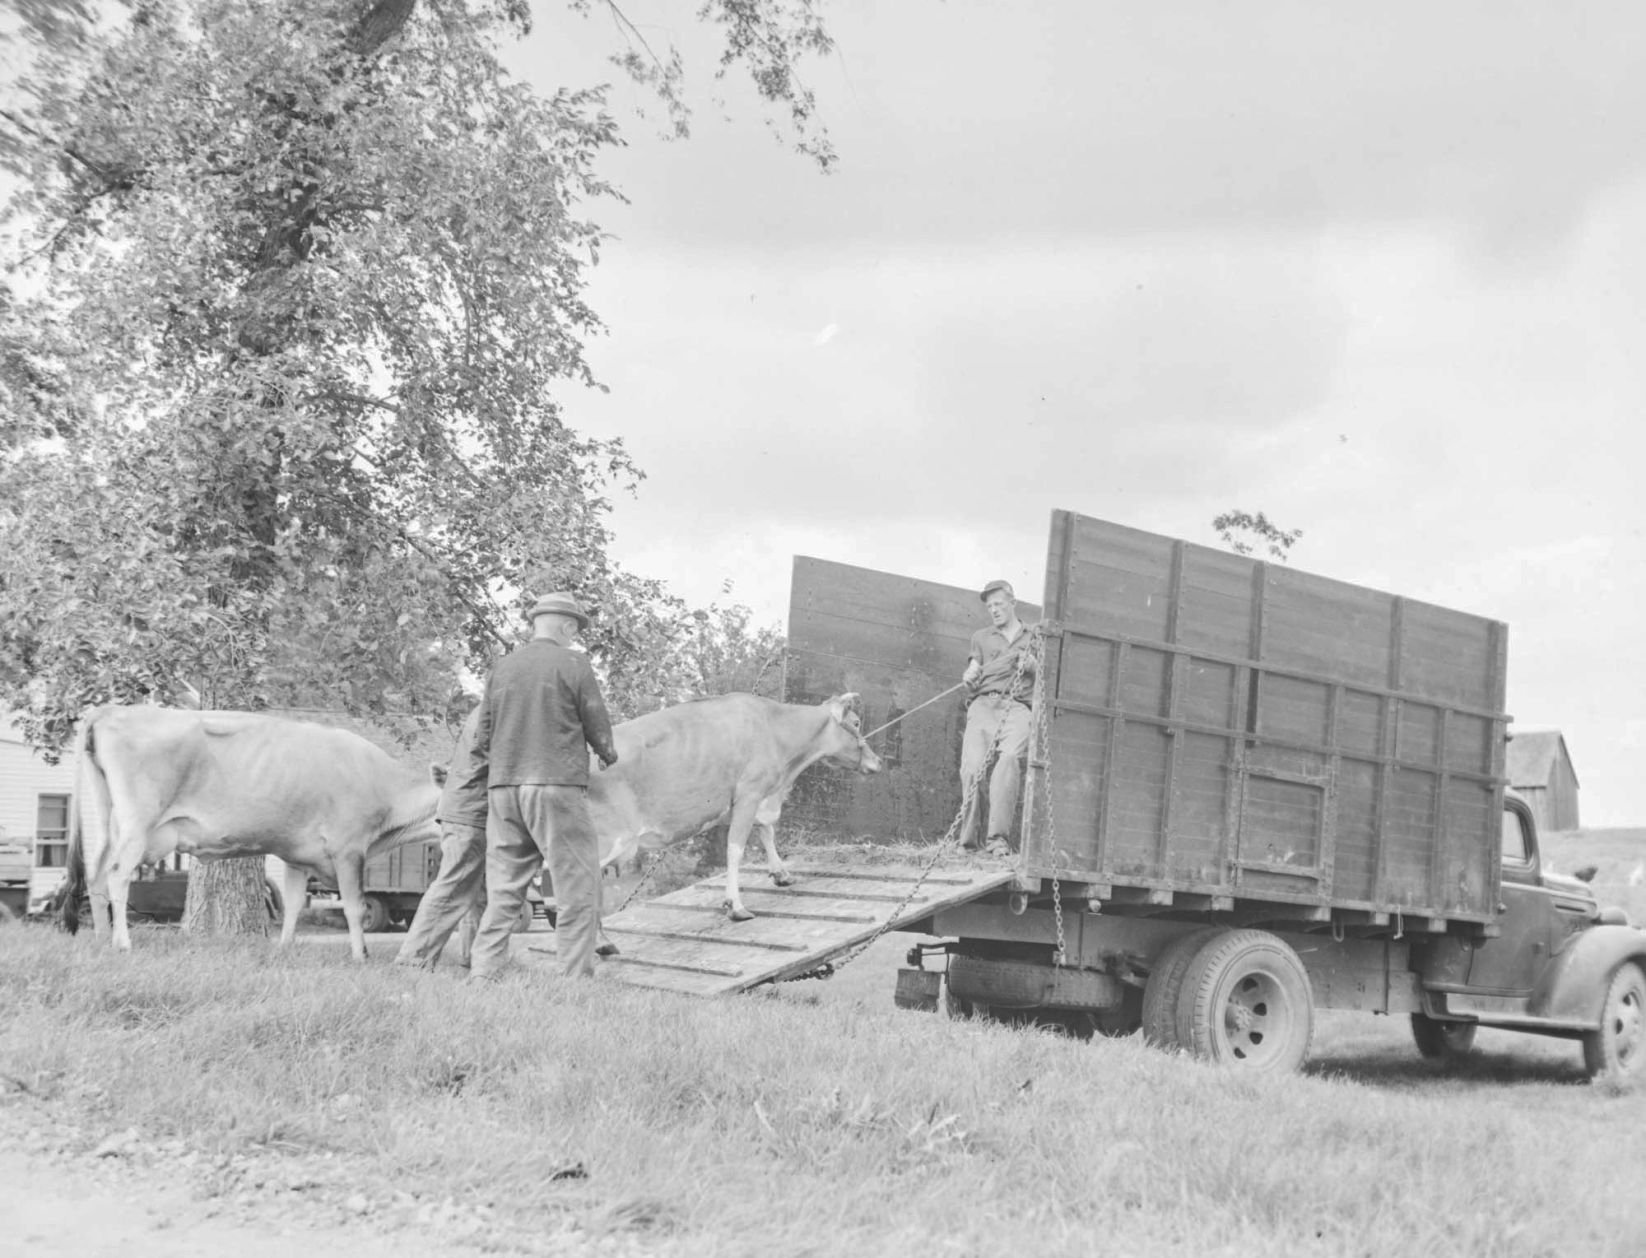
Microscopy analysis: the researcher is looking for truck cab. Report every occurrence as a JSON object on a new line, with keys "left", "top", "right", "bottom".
{"left": 1456, "top": 796, "right": 1605, "bottom": 997}
{"left": 1410, "top": 794, "right": 1643, "bottom": 1075}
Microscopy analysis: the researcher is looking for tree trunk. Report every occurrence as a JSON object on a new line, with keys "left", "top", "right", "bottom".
{"left": 182, "top": 858, "right": 269, "bottom": 938}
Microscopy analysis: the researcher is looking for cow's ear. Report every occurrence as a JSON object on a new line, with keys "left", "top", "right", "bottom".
{"left": 429, "top": 763, "right": 449, "bottom": 788}
{"left": 828, "top": 693, "right": 860, "bottom": 723}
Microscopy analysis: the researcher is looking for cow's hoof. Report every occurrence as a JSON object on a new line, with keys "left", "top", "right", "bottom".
{"left": 771, "top": 870, "right": 795, "bottom": 887}
{"left": 723, "top": 900, "right": 756, "bottom": 923}
{"left": 596, "top": 941, "right": 621, "bottom": 958}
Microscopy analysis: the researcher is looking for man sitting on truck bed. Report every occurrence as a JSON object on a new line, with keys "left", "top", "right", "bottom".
{"left": 959, "top": 578, "right": 1036, "bottom": 857}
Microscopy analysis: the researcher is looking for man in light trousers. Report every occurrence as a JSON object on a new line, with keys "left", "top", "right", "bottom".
{"left": 959, "top": 578, "right": 1036, "bottom": 857}
{"left": 469, "top": 592, "right": 618, "bottom": 980}
{"left": 394, "top": 705, "right": 489, "bottom": 969}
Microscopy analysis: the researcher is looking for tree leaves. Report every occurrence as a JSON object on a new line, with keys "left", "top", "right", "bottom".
{"left": 0, "top": 0, "right": 633, "bottom": 740}
{"left": 0, "top": 0, "right": 819, "bottom": 753}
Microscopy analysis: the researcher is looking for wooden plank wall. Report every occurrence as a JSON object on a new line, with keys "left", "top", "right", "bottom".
{"left": 783, "top": 557, "right": 1040, "bottom": 839}
{"left": 1031, "top": 512, "right": 1508, "bottom": 923}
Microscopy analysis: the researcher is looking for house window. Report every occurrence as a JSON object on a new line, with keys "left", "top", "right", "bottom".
{"left": 35, "top": 794, "right": 69, "bottom": 868}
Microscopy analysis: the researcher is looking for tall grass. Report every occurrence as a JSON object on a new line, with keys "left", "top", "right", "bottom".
{"left": 4, "top": 828, "right": 1645, "bottom": 1257}
{"left": 3, "top": 925, "right": 1642, "bottom": 1258}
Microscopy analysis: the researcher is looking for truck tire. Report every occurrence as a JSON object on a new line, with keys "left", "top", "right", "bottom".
{"left": 1142, "top": 928, "right": 1220, "bottom": 1049}
{"left": 359, "top": 894, "right": 391, "bottom": 934}
{"left": 1410, "top": 1014, "right": 1477, "bottom": 1061}
{"left": 1582, "top": 960, "right": 1646, "bottom": 1082}
{"left": 1177, "top": 929, "right": 1313, "bottom": 1073}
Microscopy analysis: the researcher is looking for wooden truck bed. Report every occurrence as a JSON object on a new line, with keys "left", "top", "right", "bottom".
{"left": 1021, "top": 511, "right": 1509, "bottom": 929}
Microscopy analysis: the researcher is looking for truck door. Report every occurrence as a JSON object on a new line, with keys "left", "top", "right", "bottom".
{"left": 1465, "top": 803, "right": 1554, "bottom": 996}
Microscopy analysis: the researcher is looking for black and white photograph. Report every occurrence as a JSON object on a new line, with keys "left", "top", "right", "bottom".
{"left": 2, "top": 2, "right": 1642, "bottom": 1255}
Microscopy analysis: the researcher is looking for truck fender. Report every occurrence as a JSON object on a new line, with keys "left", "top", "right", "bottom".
{"left": 1527, "top": 925, "right": 1646, "bottom": 1025}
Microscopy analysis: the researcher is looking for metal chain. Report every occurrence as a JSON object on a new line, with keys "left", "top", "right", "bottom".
{"left": 1028, "top": 628, "right": 1067, "bottom": 966}
{"left": 612, "top": 850, "right": 663, "bottom": 913}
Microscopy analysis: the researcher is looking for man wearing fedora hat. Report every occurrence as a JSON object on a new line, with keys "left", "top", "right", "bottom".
{"left": 469, "top": 591, "right": 619, "bottom": 980}
{"left": 958, "top": 578, "right": 1036, "bottom": 858}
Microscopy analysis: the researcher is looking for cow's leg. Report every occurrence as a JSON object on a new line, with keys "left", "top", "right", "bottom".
{"left": 103, "top": 814, "right": 147, "bottom": 950}
{"left": 753, "top": 797, "right": 792, "bottom": 887}
{"left": 87, "top": 888, "right": 111, "bottom": 939}
{"left": 105, "top": 861, "right": 134, "bottom": 952}
{"left": 279, "top": 861, "right": 308, "bottom": 948}
{"left": 333, "top": 849, "right": 370, "bottom": 963}
{"left": 722, "top": 797, "right": 765, "bottom": 922}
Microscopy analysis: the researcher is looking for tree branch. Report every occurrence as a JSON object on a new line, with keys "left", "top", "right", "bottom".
{"left": 347, "top": 0, "right": 419, "bottom": 57}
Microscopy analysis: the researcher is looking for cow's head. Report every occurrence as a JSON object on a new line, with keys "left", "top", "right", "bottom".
{"left": 823, "top": 693, "right": 882, "bottom": 775}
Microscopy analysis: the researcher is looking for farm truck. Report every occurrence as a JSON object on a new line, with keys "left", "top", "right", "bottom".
{"left": 788, "top": 511, "right": 1645, "bottom": 1077}
{"left": 304, "top": 840, "right": 545, "bottom": 933}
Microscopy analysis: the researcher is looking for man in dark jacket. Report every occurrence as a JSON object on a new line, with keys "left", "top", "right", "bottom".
{"left": 469, "top": 592, "right": 619, "bottom": 980}
{"left": 394, "top": 703, "right": 490, "bottom": 969}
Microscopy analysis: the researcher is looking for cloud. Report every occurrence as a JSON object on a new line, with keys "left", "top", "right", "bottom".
{"left": 813, "top": 323, "right": 838, "bottom": 347}
{"left": 543, "top": 2, "right": 1646, "bottom": 265}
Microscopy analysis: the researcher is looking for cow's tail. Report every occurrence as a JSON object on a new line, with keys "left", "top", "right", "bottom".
{"left": 60, "top": 710, "right": 106, "bottom": 935}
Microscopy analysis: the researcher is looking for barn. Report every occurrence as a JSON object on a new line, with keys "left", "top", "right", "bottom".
{"left": 1505, "top": 728, "right": 1581, "bottom": 832}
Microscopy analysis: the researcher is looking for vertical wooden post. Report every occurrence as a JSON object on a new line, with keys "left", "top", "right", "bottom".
{"left": 1371, "top": 597, "right": 1406, "bottom": 906}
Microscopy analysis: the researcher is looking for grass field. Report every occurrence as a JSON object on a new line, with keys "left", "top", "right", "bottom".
{"left": 3, "top": 831, "right": 1644, "bottom": 1258}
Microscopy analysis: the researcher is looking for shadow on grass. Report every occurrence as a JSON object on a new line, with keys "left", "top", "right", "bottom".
{"left": 1304, "top": 1050, "right": 1590, "bottom": 1090}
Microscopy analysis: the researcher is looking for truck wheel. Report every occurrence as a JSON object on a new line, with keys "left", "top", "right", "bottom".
{"left": 1178, "top": 929, "right": 1313, "bottom": 1073}
{"left": 1410, "top": 1014, "right": 1477, "bottom": 1061}
{"left": 1142, "top": 928, "right": 1220, "bottom": 1049}
{"left": 1582, "top": 961, "right": 1646, "bottom": 1082}
{"left": 942, "top": 978, "right": 974, "bottom": 1020}
{"left": 359, "top": 894, "right": 391, "bottom": 934}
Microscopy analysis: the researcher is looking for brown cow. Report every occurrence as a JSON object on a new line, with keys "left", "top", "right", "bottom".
{"left": 62, "top": 706, "right": 440, "bottom": 961}
{"left": 587, "top": 693, "right": 882, "bottom": 920}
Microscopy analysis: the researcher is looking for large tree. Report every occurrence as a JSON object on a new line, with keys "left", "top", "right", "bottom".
{"left": 0, "top": 0, "right": 826, "bottom": 929}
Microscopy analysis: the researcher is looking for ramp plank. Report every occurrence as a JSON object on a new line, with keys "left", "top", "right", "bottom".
{"left": 532, "top": 862, "right": 1014, "bottom": 997}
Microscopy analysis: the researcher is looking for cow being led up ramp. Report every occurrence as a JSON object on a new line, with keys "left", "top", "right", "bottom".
{"left": 532, "top": 864, "right": 1014, "bottom": 996}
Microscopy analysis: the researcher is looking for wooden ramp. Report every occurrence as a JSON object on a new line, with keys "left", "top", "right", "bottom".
{"left": 531, "top": 864, "right": 1013, "bottom": 997}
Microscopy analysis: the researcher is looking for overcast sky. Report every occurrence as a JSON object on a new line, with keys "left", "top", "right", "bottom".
{"left": 507, "top": 2, "right": 1642, "bottom": 826}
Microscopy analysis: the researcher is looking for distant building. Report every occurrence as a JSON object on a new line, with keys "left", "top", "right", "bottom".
{"left": 1506, "top": 728, "right": 1581, "bottom": 832}
{"left": 0, "top": 712, "right": 77, "bottom": 879}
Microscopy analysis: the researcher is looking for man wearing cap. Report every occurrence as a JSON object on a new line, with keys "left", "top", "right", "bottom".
{"left": 959, "top": 579, "right": 1036, "bottom": 857}
{"left": 469, "top": 592, "right": 620, "bottom": 980}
